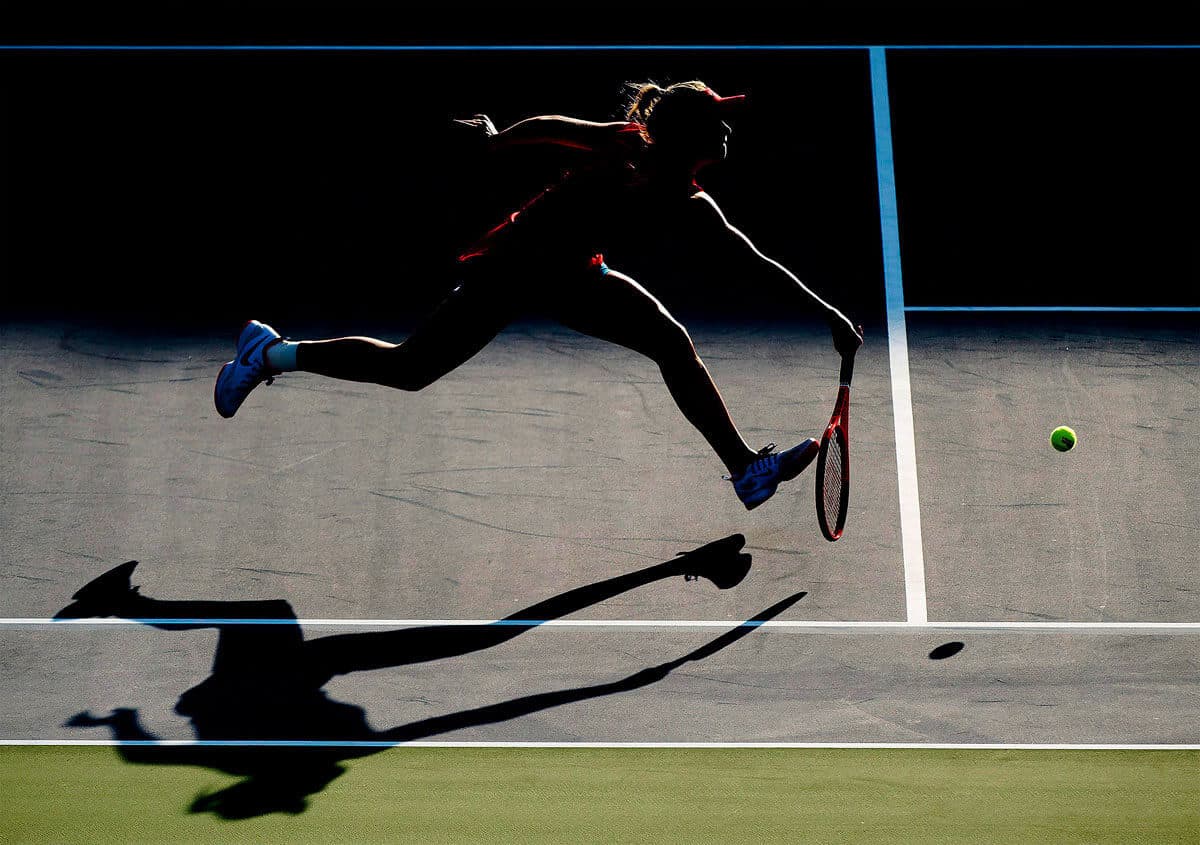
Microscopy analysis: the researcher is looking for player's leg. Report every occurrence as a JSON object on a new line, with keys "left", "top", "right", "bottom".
{"left": 546, "top": 264, "right": 817, "bottom": 508}
{"left": 214, "top": 265, "right": 520, "bottom": 418}
{"left": 285, "top": 280, "right": 515, "bottom": 390}
{"left": 546, "top": 264, "right": 757, "bottom": 474}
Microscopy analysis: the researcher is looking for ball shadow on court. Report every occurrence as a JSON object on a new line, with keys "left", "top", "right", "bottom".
{"left": 928, "top": 641, "right": 965, "bottom": 660}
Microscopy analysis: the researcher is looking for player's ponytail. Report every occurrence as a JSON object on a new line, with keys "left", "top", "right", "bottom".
{"left": 624, "top": 80, "right": 711, "bottom": 144}
{"left": 625, "top": 81, "right": 665, "bottom": 128}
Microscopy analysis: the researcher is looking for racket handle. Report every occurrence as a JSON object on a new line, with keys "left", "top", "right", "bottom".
{"left": 838, "top": 325, "right": 862, "bottom": 386}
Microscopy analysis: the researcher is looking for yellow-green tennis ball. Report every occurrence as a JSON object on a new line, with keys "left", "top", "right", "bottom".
{"left": 1051, "top": 426, "right": 1077, "bottom": 452}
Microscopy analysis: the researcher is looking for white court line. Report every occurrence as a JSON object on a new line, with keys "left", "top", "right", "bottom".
{"left": 1, "top": 740, "right": 1196, "bottom": 750}
{"left": 906, "top": 306, "right": 1200, "bottom": 313}
{"left": 870, "top": 47, "right": 929, "bottom": 625}
{"left": 5, "top": 618, "right": 1200, "bottom": 630}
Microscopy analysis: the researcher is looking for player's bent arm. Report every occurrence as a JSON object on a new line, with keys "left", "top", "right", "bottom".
{"left": 690, "top": 192, "right": 861, "bottom": 351}
{"left": 490, "top": 116, "right": 634, "bottom": 152}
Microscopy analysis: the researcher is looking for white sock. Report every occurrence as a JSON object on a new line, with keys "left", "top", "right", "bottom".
{"left": 265, "top": 340, "right": 300, "bottom": 372}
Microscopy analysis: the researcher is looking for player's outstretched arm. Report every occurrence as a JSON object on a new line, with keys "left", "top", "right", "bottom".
{"left": 453, "top": 113, "right": 633, "bottom": 152}
{"left": 690, "top": 191, "right": 863, "bottom": 357}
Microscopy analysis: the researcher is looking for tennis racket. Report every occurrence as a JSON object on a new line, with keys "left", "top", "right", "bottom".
{"left": 816, "top": 331, "right": 860, "bottom": 541}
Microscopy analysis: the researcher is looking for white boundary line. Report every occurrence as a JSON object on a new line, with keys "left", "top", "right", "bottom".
{"left": 870, "top": 47, "right": 929, "bottom": 625}
{"left": 6, "top": 618, "right": 1200, "bottom": 630}
{"left": 1, "top": 740, "right": 1196, "bottom": 750}
{"left": 906, "top": 306, "right": 1200, "bottom": 313}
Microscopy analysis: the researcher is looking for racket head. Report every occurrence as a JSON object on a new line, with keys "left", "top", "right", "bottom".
{"left": 817, "top": 325, "right": 860, "bottom": 541}
{"left": 815, "top": 387, "right": 851, "bottom": 542}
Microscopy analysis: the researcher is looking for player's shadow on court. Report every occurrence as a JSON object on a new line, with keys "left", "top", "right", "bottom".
{"left": 56, "top": 534, "right": 805, "bottom": 821}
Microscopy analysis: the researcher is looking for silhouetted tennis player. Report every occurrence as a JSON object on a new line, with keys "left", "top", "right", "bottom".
{"left": 215, "top": 81, "right": 863, "bottom": 510}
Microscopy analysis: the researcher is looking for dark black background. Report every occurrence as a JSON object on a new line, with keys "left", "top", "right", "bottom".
{"left": 1, "top": 49, "right": 881, "bottom": 326}
{"left": 889, "top": 48, "right": 1200, "bottom": 307}
{"left": 4, "top": 3, "right": 1196, "bottom": 49}
{"left": 3, "top": 4, "right": 1198, "bottom": 326}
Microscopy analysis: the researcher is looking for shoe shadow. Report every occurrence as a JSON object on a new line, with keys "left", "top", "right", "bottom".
{"left": 56, "top": 535, "right": 806, "bottom": 820}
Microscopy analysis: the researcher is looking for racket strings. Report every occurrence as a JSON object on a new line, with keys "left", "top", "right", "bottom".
{"left": 822, "top": 431, "right": 846, "bottom": 526}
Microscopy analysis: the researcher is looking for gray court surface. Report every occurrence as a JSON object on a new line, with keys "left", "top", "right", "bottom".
{"left": 1, "top": 315, "right": 1197, "bottom": 744}
{"left": 908, "top": 314, "right": 1200, "bottom": 623}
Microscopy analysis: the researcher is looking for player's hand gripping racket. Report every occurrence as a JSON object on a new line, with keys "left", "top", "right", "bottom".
{"left": 816, "top": 326, "right": 861, "bottom": 541}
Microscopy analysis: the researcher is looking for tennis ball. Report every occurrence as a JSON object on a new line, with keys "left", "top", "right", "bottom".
{"left": 1050, "top": 425, "right": 1077, "bottom": 452}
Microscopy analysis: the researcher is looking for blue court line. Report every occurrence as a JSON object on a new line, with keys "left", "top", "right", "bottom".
{"left": 4, "top": 740, "right": 1198, "bottom": 749}
{"left": 0, "top": 44, "right": 1198, "bottom": 52}
{"left": 906, "top": 306, "right": 1200, "bottom": 313}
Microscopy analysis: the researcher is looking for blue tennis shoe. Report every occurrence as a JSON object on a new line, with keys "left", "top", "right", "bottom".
{"left": 729, "top": 440, "right": 819, "bottom": 510}
{"left": 214, "top": 320, "right": 281, "bottom": 419}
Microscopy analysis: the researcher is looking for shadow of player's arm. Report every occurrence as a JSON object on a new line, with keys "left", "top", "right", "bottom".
{"left": 64, "top": 708, "right": 213, "bottom": 767}
{"left": 380, "top": 591, "right": 804, "bottom": 744}
{"left": 310, "top": 535, "right": 751, "bottom": 678}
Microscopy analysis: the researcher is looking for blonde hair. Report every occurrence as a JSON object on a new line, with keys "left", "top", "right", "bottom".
{"left": 624, "top": 80, "right": 709, "bottom": 142}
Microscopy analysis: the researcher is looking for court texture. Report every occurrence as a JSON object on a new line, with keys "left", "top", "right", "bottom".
{"left": 2, "top": 45, "right": 1198, "bottom": 842}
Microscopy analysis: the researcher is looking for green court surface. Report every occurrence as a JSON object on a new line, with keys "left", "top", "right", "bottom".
{"left": 2, "top": 748, "right": 1196, "bottom": 843}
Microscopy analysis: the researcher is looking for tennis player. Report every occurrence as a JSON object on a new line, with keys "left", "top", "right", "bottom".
{"left": 214, "top": 81, "right": 863, "bottom": 510}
